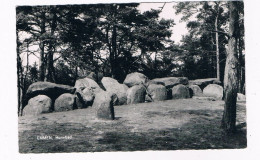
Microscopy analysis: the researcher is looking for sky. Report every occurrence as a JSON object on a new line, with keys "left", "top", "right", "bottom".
{"left": 138, "top": 2, "right": 188, "bottom": 44}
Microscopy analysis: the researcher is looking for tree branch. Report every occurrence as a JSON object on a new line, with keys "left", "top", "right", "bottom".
{"left": 207, "top": 30, "right": 229, "bottom": 38}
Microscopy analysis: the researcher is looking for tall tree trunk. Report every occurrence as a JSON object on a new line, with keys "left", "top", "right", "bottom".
{"left": 110, "top": 23, "right": 117, "bottom": 79}
{"left": 17, "top": 31, "right": 23, "bottom": 116}
{"left": 237, "top": 24, "right": 244, "bottom": 93}
{"left": 221, "top": 1, "right": 239, "bottom": 133}
{"left": 44, "top": 51, "right": 55, "bottom": 82}
{"left": 215, "top": 12, "right": 220, "bottom": 81}
{"left": 39, "top": 11, "right": 46, "bottom": 81}
{"left": 44, "top": 8, "right": 57, "bottom": 82}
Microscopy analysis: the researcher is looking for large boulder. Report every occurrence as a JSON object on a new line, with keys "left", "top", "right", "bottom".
{"left": 237, "top": 93, "right": 246, "bottom": 101}
{"left": 147, "top": 84, "right": 167, "bottom": 101}
{"left": 23, "top": 95, "right": 52, "bottom": 116}
{"left": 189, "top": 78, "right": 221, "bottom": 90}
{"left": 150, "top": 77, "right": 188, "bottom": 89}
{"left": 203, "top": 84, "right": 223, "bottom": 100}
{"left": 172, "top": 84, "right": 190, "bottom": 99}
{"left": 126, "top": 85, "right": 146, "bottom": 104}
{"left": 54, "top": 93, "right": 76, "bottom": 112}
{"left": 101, "top": 77, "right": 129, "bottom": 105}
{"left": 92, "top": 91, "right": 117, "bottom": 120}
{"left": 123, "top": 72, "right": 149, "bottom": 87}
{"left": 25, "top": 82, "right": 75, "bottom": 106}
{"left": 76, "top": 87, "right": 94, "bottom": 108}
{"left": 74, "top": 77, "right": 101, "bottom": 94}
{"left": 189, "top": 85, "right": 203, "bottom": 96}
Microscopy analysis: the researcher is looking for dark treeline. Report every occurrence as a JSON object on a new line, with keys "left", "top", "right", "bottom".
{"left": 16, "top": 2, "right": 245, "bottom": 116}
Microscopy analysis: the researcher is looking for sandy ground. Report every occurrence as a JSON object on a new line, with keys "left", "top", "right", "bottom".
{"left": 18, "top": 99, "right": 246, "bottom": 153}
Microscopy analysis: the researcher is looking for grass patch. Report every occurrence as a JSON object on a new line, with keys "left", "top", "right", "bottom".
{"left": 19, "top": 99, "right": 246, "bottom": 153}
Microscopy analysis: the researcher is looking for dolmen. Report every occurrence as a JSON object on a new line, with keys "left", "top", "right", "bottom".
{"left": 22, "top": 71, "right": 245, "bottom": 120}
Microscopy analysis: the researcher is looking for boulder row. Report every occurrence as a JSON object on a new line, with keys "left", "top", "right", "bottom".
{"left": 25, "top": 81, "right": 75, "bottom": 106}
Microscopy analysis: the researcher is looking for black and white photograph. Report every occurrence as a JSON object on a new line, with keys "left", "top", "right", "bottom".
{"left": 1, "top": 0, "right": 260, "bottom": 159}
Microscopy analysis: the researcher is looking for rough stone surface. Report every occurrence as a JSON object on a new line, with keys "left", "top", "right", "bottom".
{"left": 189, "top": 78, "right": 220, "bottom": 90}
{"left": 101, "top": 77, "right": 129, "bottom": 105}
{"left": 54, "top": 93, "right": 76, "bottom": 112}
{"left": 76, "top": 87, "right": 94, "bottom": 107}
{"left": 25, "top": 82, "right": 75, "bottom": 106}
{"left": 23, "top": 95, "right": 52, "bottom": 116}
{"left": 74, "top": 77, "right": 101, "bottom": 94}
{"left": 203, "top": 84, "right": 223, "bottom": 100}
{"left": 151, "top": 77, "right": 188, "bottom": 89}
{"left": 172, "top": 84, "right": 190, "bottom": 99}
{"left": 189, "top": 85, "right": 203, "bottom": 96}
{"left": 126, "top": 85, "right": 146, "bottom": 104}
{"left": 123, "top": 72, "right": 149, "bottom": 87}
{"left": 147, "top": 84, "right": 167, "bottom": 101}
{"left": 237, "top": 93, "right": 246, "bottom": 101}
{"left": 92, "top": 91, "right": 117, "bottom": 120}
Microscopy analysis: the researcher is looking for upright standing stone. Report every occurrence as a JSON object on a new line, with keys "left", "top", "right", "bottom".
{"left": 92, "top": 91, "right": 117, "bottom": 120}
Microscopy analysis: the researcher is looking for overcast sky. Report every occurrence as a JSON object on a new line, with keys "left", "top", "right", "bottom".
{"left": 138, "top": 2, "right": 188, "bottom": 44}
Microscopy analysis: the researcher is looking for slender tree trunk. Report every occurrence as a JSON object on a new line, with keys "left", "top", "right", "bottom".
{"left": 221, "top": 1, "right": 239, "bottom": 133}
{"left": 110, "top": 23, "right": 117, "bottom": 79}
{"left": 237, "top": 27, "right": 244, "bottom": 93}
{"left": 215, "top": 13, "right": 220, "bottom": 81}
{"left": 44, "top": 51, "right": 55, "bottom": 82}
{"left": 39, "top": 11, "right": 46, "bottom": 81}
{"left": 17, "top": 31, "right": 23, "bottom": 116}
{"left": 44, "top": 8, "right": 57, "bottom": 82}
